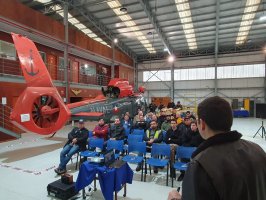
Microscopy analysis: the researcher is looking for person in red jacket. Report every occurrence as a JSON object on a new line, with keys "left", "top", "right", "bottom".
{"left": 93, "top": 118, "right": 109, "bottom": 141}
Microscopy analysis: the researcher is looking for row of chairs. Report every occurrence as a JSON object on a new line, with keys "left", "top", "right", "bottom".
{"left": 76, "top": 134, "right": 196, "bottom": 187}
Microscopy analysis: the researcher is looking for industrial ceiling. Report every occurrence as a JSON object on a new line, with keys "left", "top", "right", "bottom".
{"left": 20, "top": 0, "right": 266, "bottom": 61}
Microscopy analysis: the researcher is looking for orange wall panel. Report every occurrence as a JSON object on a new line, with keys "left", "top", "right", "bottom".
{"left": 0, "top": 0, "right": 133, "bottom": 66}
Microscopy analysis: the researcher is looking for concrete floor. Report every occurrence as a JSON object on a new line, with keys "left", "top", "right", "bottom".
{"left": 0, "top": 118, "right": 265, "bottom": 200}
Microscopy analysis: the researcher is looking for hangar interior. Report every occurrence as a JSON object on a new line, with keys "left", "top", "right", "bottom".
{"left": 0, "top": 0, "right": 266, "bottom": 200}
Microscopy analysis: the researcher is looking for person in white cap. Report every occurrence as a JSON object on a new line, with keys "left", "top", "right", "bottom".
{"left": 54, "top": 119, "right": 88, "bottom": 175}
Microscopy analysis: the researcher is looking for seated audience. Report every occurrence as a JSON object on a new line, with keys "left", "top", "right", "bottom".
{"left": 149, "top": 114, "right": 161, "bottom": 129}
{"left": 155, "top": 106, "right": 160, "bottom": 114}
{"left": 159, "top": 103, "right": 165, "bottom": 110}
{"left": 134, "top": 115, "right": 148, "bottom": 131}
{"left": 167, "top": 100, "right": 175, "bottom": 108}
{"left": 185, "top": 111, "right": 196, "bottom": 120}
{"left": 165, "top": 120, "right": 182, "bottom": 145}
{"left": 144, "top": 112, "right": 153, "bottom": 124}
{"left": 176, "top": 117, "right": 192, "bottom": 181}
{"left": 109, "top": 118, "right": 125, "bottom": 140}
{"left": 133, "top": 110, "right": 143, "bottom": 124}
{"left": 93, "top": 118, "right": 109, "bottom": 141}
{"left": 54, "top": 119, "right": 88, "bottom": 175}
{"left": 161, "top": 118, "right": 171, "bottom": 132}
{"left": 148, "top": 102, "right": 157, "bottom": 112}
{"left": 143, "top": 120, "right": 163, "bottom": 173}
{"left": 178, "top": 117, "right": 192, "bottom": 137}
{"left": 176, "top": 113, "right": 183, "bottom": 125}
{"left": 165, "top": 119, "right": 183, "bottom": 178}
{"left": 175, "top": 101, "right": 183, "bottom": 110}
{"left": 125, "top": 111, "right": 132, "bottom": 120}
{"left": 121, "top": 114, "right": 132, "bottom": 130}
{"left": 182, "top": 121, "right": 204, "bottom": 147}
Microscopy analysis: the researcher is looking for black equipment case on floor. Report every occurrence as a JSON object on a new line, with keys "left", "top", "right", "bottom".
{"left": 47, "top": 179, "right": 78, "bottom": 200}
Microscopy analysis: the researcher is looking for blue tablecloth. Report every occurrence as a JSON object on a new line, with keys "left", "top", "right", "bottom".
{"left": 233, "top": 110, "right": 249, "bottom": 117}
{"left": 75, "top": 161, "right": 133, "bottom": 200}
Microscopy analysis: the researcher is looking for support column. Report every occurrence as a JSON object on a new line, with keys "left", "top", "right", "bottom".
{"left": 111, "top": 42, "right": 115, "bottom": 78}
{"left": 264, "top": 54, "right": 266, "bottom": 103}
{"left": 134, "top": 60, "right": 138, "bottom": 91}
{"left": 171, "top": 62, "right": 175, "bottom": 100}
{"left": 63, "top": 2, "right": 69, "bottom": 103}
{"left": 214, "top": 0, "right": 220, "bottom": 96}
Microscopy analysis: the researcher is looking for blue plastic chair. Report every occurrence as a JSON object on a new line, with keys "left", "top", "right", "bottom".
{"left": 88, "top": 130, "right": 93, "bottom": 138}
{"left": 107, "top": 140, "right": 124, "bottom": 159}
{"left": 78, "top": 138, "right": 105, "bottom": 168}
{"left": 124, "top": 128, "right": 131, "bottom": 137}
{"left": 73, "top": 131, "right": 91, "bottom": 170}
{"left": 172, "top": 146, "right": 196, "bottom": 187}
{"left": 146, "top": 143, "right": 171, "bottom": 186}
{"left": 162, "top": 130, "right": 167, "bottom": 143}
{"left": 124, "top": 134, "right": 143, "bottom": 154}
{"left": 128, "top": 134, "right": 143, "bottom": 143}
{"left": 122, "top": 142, "right": 147, "bottom": 181}
{"left": 132, "top": 129, "right": 145, "bottom": 137}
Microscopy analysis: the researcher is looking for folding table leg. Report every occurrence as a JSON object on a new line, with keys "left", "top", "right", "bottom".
{"left": 166, "top": 164, "right": 169, "bottom": 186}
{"left": 123, "top": 184, "right": 127, "bottom": 197}
{"left": 94, "top": 178, "right": 97, "bottom": 191}
{"left": 75, "top": 153, "right": 79, "bottom": 170}
{"left": 82, "top": 189, "right": 85, "bottom": 199}
{"left": 141, "top": 161, "right": 143, "bottom": 181}
{"left": 144, "top": 158, "right": 147, "bottom": 182}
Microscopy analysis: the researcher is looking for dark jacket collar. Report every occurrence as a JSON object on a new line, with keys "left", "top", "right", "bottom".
{"left": 192, "top": 131, "right": 242, "bottom": 158}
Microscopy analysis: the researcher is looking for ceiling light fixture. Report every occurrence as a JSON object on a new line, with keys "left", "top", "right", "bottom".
{"left": 174, "top": 0, "right": 197, "bottom": 50}
{"left": 113, "top": 38, "right": 118, "bottom": 43}
{"left": 168, "top": 55, "right": 175, "bottom": 62}
{"left": 120, "top": 7, "right": 127, "bottom": 13}
{"left": 260, "top": 15, "right": 266, "bottom": 21}
{"left": 107, "top": 0, "right": 156, "bottom": 54}
{"left": 236, "top": 0, "right": 261, "bottom": 45}
{"left": 35, "top": 2, "right": 110, "bottom": 47}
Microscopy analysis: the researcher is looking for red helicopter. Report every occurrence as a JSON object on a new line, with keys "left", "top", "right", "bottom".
{"left": 10, "top": 33, "right": 146, "bottom": 135}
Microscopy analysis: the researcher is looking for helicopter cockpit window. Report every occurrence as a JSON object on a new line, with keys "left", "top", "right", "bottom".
{"left": 102, "top": 86, "right": 120, "bottom": 98}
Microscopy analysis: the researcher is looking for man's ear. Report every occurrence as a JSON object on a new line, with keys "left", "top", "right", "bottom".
{"left": 200, "top": 119, "right": 206, "bottom": 131}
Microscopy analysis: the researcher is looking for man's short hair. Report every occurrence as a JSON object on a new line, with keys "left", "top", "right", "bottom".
{"left": 191, "top": 120, "right": 197, "bottom": 125}
{"left": 171, "top": 119, "right": 177, "bottom": 123}
{"left": 184, "top": 117, "right": 190, "bottom": 121}
{"left": 198, "top": 96, "right": 232, "bottom": 132}
{"left": 150, "top": 120, "right": 157, "bottom": 124}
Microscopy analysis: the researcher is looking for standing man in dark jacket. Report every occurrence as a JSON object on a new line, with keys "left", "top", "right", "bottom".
{"left": 168, "top": 96, "right": 266, "bottom": 200}
{"left": 54, "top": 119, "right": 88, "bottom": 175}
{"left": 109, "top": 118, "right": 125, "bottom": 140}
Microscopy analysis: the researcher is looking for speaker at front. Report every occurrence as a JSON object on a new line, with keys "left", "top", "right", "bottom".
{"left": 255, "top": 103, "right": 266, "bottom": 119}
